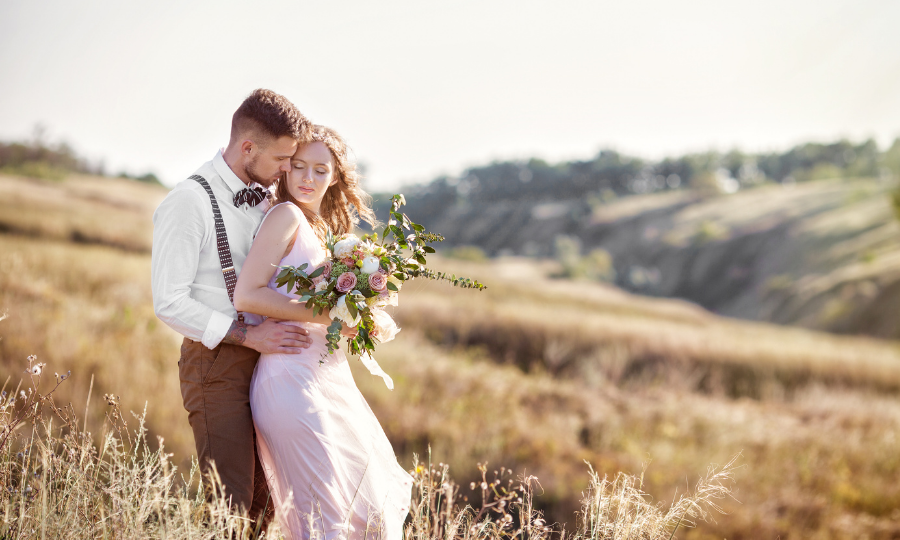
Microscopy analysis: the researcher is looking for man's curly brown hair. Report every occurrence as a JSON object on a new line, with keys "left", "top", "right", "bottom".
{"left": 230, "top": 88, "right": 308, "bottom": 147}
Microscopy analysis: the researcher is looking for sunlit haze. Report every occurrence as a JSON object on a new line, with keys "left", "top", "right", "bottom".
{"left": 1, "top": 0, "right": 898, "bottom": 190}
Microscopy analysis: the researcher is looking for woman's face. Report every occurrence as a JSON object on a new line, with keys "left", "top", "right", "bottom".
{"left": 286, "top": 141, "right": 336, "bottom": 213}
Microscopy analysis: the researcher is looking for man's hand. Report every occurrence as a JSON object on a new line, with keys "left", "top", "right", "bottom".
{"left": 222, "top": 318, "right": 312, "bottom": 354}
{"left": 340, "top": 323, "right": 359, "bottom": 339}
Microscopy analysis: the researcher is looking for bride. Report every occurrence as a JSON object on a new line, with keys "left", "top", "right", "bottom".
{"left": 233, "top": 125, "right": 412, "bottom": 540}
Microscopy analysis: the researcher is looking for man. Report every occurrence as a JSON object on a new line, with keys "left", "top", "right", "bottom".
{"left": 151, "top": 89, "right": 312, "bottom": 524}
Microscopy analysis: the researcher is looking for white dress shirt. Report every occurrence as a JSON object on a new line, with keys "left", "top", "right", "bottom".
{"left": 152, "top": 150, "right": 267, "bottom": 349}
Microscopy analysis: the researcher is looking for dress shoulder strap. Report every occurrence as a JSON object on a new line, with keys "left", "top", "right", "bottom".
{"left": 256, "top": 201, "right": 293, "bottom": 231}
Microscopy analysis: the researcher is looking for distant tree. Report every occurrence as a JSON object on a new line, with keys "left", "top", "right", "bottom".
{"left": 0, "top": 131, "right": 102, "bottom": 180}
{"left": 886, "top": 139, "right": 900, "bottom": 222}
{"left": 118, "top": 171, "right": 163, "bottom": 186}
{"left": 883, "top": 138, "right": 900, "bottom": 178}
{"left": 136, "top": 173, "right": 162, "bottom": 185}
{"left": 390, "top": 137, "right": 900, "bottom": 235}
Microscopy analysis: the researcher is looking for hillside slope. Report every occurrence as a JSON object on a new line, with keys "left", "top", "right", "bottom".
{"left": 402, "top": 177, "right": 900, "bottom": 338}
{"left": 0, "top": 172, "right": 166, "bottom": 251}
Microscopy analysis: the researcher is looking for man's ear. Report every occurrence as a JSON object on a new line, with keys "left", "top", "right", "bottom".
{"left": 240, "top": 139, "right": 254, "bottom": 155}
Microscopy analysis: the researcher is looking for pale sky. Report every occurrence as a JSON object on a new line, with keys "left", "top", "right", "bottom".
{"left": 1, "top": 0, "right": 899, "bottom": 190}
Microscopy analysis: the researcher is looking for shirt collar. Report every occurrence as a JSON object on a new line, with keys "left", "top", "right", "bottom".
{"left": 212, "top": 149, "right": 256, "bottom": 195}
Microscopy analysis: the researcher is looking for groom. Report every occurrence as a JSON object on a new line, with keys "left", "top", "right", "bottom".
{"left": 151, "top": 89, "right": 312, "bottom": 524}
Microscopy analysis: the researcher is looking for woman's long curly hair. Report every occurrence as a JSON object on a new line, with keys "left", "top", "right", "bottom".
{"left": 274, "top": 124, "right": 376, "bottom": 242}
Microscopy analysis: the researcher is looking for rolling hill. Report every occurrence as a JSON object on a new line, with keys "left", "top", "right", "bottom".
{"left": 399, "top": 176, "right": 900, "bottom": 341}
{"left": 2, "top": 171, "right": 900, "bottom": 538}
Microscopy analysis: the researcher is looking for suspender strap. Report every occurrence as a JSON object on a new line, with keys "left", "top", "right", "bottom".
{"left": 190, "top": 174, "right": 244, "bottom": 323}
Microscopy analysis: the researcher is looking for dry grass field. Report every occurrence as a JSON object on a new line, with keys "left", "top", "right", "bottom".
{"left": 2, "top": 172, "right": 900, "bottom": 538}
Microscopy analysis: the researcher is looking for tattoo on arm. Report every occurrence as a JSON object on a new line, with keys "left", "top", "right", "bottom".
{"left": 222, "top": 320, "right": 248, "bottom": 346}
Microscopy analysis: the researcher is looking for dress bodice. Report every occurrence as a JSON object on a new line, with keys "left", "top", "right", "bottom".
{"left": 264, "top": 203, "right": 328, "bottom": 300}
{"left": 257, "top": 203, "right": 395, "bottom": 388}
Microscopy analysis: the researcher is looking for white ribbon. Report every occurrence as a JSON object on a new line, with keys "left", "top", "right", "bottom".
{"left": 359, "top": 351, "right": 394, "bottom": 390}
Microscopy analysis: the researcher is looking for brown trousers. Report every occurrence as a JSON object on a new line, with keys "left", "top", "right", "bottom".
{"left": 179, "top": 338, "right": 272, "bottom": 525}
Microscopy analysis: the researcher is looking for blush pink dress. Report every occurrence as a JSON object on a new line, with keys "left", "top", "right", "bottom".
{"left": 249, "top": 204, "right": 412, "bottom": 540}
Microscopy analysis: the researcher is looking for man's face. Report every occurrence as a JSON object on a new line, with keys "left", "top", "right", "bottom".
{"left": 244, "top": 135, "right": 298, "bottom": 187}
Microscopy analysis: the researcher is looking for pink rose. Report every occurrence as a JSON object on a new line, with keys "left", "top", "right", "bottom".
{"left": 313, "top": 260, "right": 333, "bottom": 285}
{"left": 336, "top": 272, "right": 357, "bottom": 293}
{"left": 342, "top": 258, "right": 355, "bottom": 267}
{"left": 368, "top": 272, "right": 387, "bottom": 292}
{"left": 320, "top": 260, "right": 333, "bottom": 277}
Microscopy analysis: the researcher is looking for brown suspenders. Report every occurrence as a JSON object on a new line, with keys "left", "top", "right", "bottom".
{"left": 190, "top": 174, "right": 245, "bottom": 323}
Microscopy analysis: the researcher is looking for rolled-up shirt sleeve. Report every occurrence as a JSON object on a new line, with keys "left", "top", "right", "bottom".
{"left": 151, "top": 189, "right": 234, "bottom": 349}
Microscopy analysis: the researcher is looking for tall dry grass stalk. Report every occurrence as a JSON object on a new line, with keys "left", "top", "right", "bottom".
{"left": 0, "top": 234, "right": 193, "bottom": 465}
{"left": 1, "top": 364, "right": 265, "bottom": 539}
{"left": 577, "top": 457, "right": 739, "bottom": 540}
{"left": 1, "top": 357, "right": 737, "bottom": 540}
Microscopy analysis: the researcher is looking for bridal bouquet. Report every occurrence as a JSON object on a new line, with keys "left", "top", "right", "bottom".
{"left": 274, "top": 194, "right": 486, "bottom": 362}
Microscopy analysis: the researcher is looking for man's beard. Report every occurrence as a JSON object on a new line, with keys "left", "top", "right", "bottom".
{"left": 244, "top": 154, "right": 278, "bottom": 187}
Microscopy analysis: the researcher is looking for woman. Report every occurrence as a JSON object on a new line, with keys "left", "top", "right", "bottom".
{"left": 234, "top": 125, "right": 412, "bottom": 540}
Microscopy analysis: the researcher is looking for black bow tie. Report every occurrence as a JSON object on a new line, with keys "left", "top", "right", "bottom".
{"left": 233, "top": 186, "right": 267, "bottom": 208}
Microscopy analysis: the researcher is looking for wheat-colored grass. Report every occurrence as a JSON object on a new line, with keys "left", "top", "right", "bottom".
{"left": 3, "top": 172, "right": 900, "bottom": 537}
{"left": 0, "top": 370, "right": 737, "bottom": 540}
{"left": 397, "top": 256, "right": 900, "bottom": 394}
{"left": 352, "top": 332, "right": 900, "bottom": 538}
{"left": 0, "top": 172, "right": 166, "bottom": 252}
{"left": 0, "top": 234, "right": 192, "bottom": 463}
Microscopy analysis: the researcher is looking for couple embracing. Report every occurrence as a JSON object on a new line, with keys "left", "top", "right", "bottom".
{"left": 151, "top": 89, "right": 412, "bottom": 539}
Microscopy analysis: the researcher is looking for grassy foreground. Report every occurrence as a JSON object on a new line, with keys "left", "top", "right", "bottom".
{"left": 1, "top": 361, "right": 736, "bottom": 539}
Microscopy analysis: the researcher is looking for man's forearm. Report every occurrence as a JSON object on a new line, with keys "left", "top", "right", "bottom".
{"left": 221, "top": 319, "right": 249, "bottom": 346}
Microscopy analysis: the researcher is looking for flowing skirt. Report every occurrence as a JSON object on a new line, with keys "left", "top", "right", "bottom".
{"left": 250, "top": 324, "right": 412, "bottom": 540}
